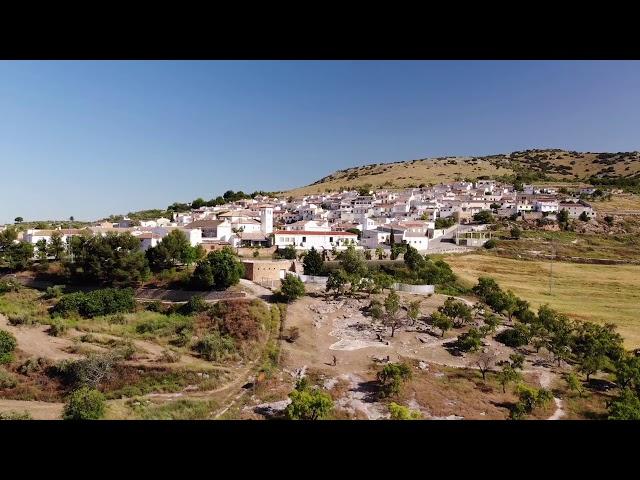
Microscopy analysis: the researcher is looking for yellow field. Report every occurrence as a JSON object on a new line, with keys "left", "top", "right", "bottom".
{"left": 594, "top": 193, "right": 640, "bottom": 213}
{"left": 444, "top": 254, "right": 640, "bottom": 348}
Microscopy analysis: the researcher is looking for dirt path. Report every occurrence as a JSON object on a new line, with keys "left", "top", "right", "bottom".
{"left": 0, "top": 314, "right": 80, "bottom": 361}
{"left": 536, "top": 369, "right": 565, "bottom": 420}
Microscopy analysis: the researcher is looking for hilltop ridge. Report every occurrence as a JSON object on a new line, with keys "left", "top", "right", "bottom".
{"left": 285, "top": 149, "right": 640, "bottom": 195}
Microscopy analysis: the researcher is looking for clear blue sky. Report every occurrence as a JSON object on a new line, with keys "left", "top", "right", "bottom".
{"left": 2, "top": 60, "right": 640, "bottom": 223}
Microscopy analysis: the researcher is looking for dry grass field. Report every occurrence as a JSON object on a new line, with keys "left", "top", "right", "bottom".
{"left": 593, "top": 193, "right": 640, "bottom": 213}
{"left": 445, "top": 254, "right": 640, "bottom": 348}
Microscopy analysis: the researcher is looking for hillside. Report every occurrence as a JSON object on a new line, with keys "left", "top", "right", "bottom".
{"left": 285, "top": 149, "right": 640, "bottom": 196}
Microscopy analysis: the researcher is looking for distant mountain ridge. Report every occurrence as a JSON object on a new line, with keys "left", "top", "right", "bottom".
{"left": 285, "top": 149, "right": 640, "bottom": 195}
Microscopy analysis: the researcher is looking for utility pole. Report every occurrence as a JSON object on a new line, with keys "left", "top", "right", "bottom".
{"left": 549, "top": 237, "right": 556, "bottom": 296}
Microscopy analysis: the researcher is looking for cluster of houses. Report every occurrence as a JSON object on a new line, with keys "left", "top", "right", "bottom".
{"left": 7, "top": 180, "right": 597, "bottom": 257}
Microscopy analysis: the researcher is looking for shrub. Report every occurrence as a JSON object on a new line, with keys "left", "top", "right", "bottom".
{"left": 53, "top": 288, "right": 135, "bottom": 318}
{"left": 496, "top": 323, "right": 531, "bottom": 348}
{"left": 0, "top": 368, "right": 17, "bottom": 388}
{"left": 44, "top": 285, "right": 65, "bottom": 299}
{"left": 388, "top": 402, "right": 422, "bottom": 420}
{"left": 48, "top": 319, "right": 68, "bottom": 337}
{"left": 0, "top": 330, "right": 17, "bottom": 364}
{"left": 17, "top": 357, "right": 48, "bottom": 375}
{"left": 484, "top": 239, "right": 497, "bottom": 249}
{"left": 0, "top": 279, "right": 21, "bottom": 294}
{"left": 183, "top": 295, "right": 207, "bottom": 314}
{"left": 145, "top": 301, "right": 164, "bottom": 313}
{"left": 286, "top": 326, "right": 300, "bottom": 343}
{"left": 159, "top": 349, "right": 181, "bottom": 363}
{"left": 7, "top": 314, "right": 37, "bottom": 326}
{"left": 55, "top": 353, "right": 118, "bottom": 389}
{"left": 194, "top": 332, "right": 236, "bottom": 361}
{"left": 63, "top": 387, "right": 106, "bottom": 420}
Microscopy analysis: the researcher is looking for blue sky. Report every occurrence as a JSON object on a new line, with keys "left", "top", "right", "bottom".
{"left": 1, "top": 60, "right": 640, "bottom": 223}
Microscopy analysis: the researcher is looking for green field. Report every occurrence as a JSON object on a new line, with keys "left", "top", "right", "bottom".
{"left": 445, "top": 254, "right": 640, "bottom": 348}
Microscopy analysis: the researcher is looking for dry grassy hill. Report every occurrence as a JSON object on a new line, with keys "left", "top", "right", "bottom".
{"left": 285, "top": 149, "right": 640, "bottom": 196}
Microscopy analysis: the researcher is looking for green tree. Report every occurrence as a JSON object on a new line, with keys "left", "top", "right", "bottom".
{"left": 497, "top": 365, "right": 522, "bottom": 393}
{"left": 14, "top": 217, "right": 23, "bottom": 224}
{"left": 278, "top": 245, "right": 297, "bottom": 260}
{"left": 615, "top": 354, "right": 640, "bottom": 390}
{"left": 473, "top": 210, "right": 494, "bottom": 224}
{"left": 62, "top": 387, "right": 106, "bottom": 420}
{"left": 608, "top": 388, "right": 640, "bottom": 420}
{"left": 375, "top": 246, "right": 385, "bottom": 260}
{"left": 147, "top": 229, "right": 194, "bottom": 270}
{"left": 326, "top": 269, "right": 349, "bottom": 297}
{"left": 430, "top": 311, "right": 453, "bottom": 337}
{"left": 373, "top": 272, "right": 394, "bottom": 292}
{"left": 66, "top": 232, "right": 149, "bottom": 287}
{"left": 279, "top": 274, "right": 305, "bottom": 302}
{"left": 302, "top": 247, "right": 324, "bottom": 276}
{"left": 407, "top": 300, "right": 421, "bottom": 326}
{"left": 579, "top": 211, "right": 589, "bottom": 222}
{"left": 377, "top": 362, "right": 412, "bottom": 397}
{"left": 35, "top": 238, "right": 48, "bottom": 261}
{"left": 4, "top": 243, "right": 34, "bottom": 271}
{"left": 564, "top": 372, "right": 583, "bottom": 397}
{"left": 403, "top": 245, "right": 426, "bottom": 271}
{"left": 0, "top": 330, "right": 17, "bottom": 364}
{"left": 510, "top": 226, "right": 522, "bottom": 240}
{"left": 438, "top": 297, "right": 472, "bottom": 327}
{"left": 47, "top": 231, "right": 66, "bottom": 260}
{"left": 339, "top": 245, "right": 367, "bottom": 277}
{"left": 384, "top": 289, "right": 402, "bottom": 337}
{"left": 191, "top": 247, "right": 244, "bottom": 290}
{"left": 557, "top": 208, "right": 570, "bottom": 229}
{"left": 457, "top": 328, "right": 483, "bottom": 352}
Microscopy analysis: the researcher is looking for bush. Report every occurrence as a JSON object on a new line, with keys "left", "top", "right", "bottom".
{"left": 63, "top": 387, "right": 106, "bottom": 420}
{"left": 48, "top": 319, "right": 68, "bottom": 337}
{"left": 53, "top": 288, "right": 135, "bottom": 318}
{"left": 0, "top": 279, "right": 21, "bottom": 294}
{"left": 194, "top": 332, "right": 236, "bottom": 361}
{"left": 17, "top": 357, "right": 48, "bottom": 375}
{"left": 286, "top": 326, "right": 300, "bottom": 343}
{"left": 7, "top": 314, "right": 37, "bottom": 326}
{"left": 55, "top": 353, "right": 118, "bottom": 389}
{"left": 484, "top": 239, "right": 497, "bottom": 249}
{"left": 496, "top": 324, "right": 531, "bottom": 348}
{"left": 159, "top": 349, "right": 181, "bottom": 363}
{"left": 388, "top": 402, "right": 422, "bottom": 420}
{"left": 0, "top": 368, "right": 17, "bottom": 388}
{"left": 183, "top": 295, "right": 207, "bottom": 314}
{"left": 44, "top": 285, "right": 65, "bottom": 299}
{"left": 146, "top": 301, "right": 164, "bottom": 313}
{"left": 0, "top": 330, "right": 17, "bottom": 364}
